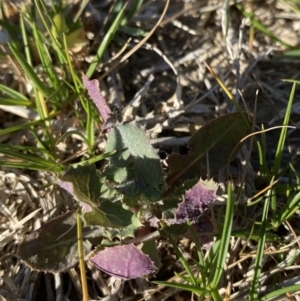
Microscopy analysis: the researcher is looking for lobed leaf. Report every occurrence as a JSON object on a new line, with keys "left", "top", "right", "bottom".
{"left": 175, "top": 178, "right": 218, "bottom": 223}
{"left": 106, "top": 123, "right": 166, "bottom": 201}
{"left": 59, "top": 164, "right": 103, "bottom": 206}
{"left": 59, "top": 164, "right": 133, "bottom": 228}
{"left": 158, "top": 179, "right": 217, "bottom": 247}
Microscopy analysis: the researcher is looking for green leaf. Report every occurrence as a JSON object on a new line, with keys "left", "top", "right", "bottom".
{"left": 273, "top": 191, "right": 300, "bottom": 226}
{"left": 121, "top": 0, "right": 143, "bottom": 26}
{"left": 106, "top": 123, "right": 166, "bottom": 201}
{"left": 17, "top": 211, "right": 91, "bottom": 272}
{"left": 160, "top": 223, "right": 189, "bottom": 237}
{"left": 59, "top": 164, "right": 133, "bottom": 228}
{"left": 167, "top": 112, "right": 250, "bottom": 184}
{"left": 83, "top": 201, "right": 133, "bottom": 228}
{"left": 141, "top": 239, "right": 161, "bottom": 271}
{"left": 61, "top": 164, "right": 103, "bottom": 206}
{"left": 111, "top": 214, "right": 142, "bottom": 240}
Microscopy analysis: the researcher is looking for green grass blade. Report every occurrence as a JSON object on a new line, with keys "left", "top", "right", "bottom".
{"left": 272, "top": 82, "right": 295, "bottom": 175}
{"left": 259, "top": 284, "right": 300, "bottom": 301}
{"left": 62, "top": 34, "right": 94, "bottom": 148}
{"left": 0, "top": 115, "right": 58, "bottom": 135}
{"left": 0, "top": 144, "right": 52, "bottom": 153}
{"left": 231, "top": 228, "right": 281, "bottom": 242}
{"left": 0, "top": 144, "right": 62, "bottom": 171}
{"left": 210, "top": 183, "right": 234, "bottom": 288}
{"left": 121, "top": 0, "right": 143, "bottom": 26}
{"left": 0, "top": 144, "right": 53, "bottom": 161}
{"left": 279, "top": 0, "right": 300, "bottom": 15}
{"left": 0, "top": 85, "right": 31, "bottom": 106}
{"left": 33, "top": 0, "right": 62, "bottom": 55}
{"left": 119, "top": 25, "right": 145, "bottom": 36}
{"left": 164, "top": 232, "right": 198, "bottom": 286}
{"left": 73, "top": 0, "right": 89, "bottom": 23}
{"left": 85, "top": 98, "right": 94, "bottom": 150}
{"left": 270, "top": 185, "right": 277, "bottom": 220}
{"left": 56, "top": 130, "right": 89, "bottom": 146}
{"left": 273, "top": 191, "right": 300, "bottom": 226}
{"left": 257, "top": 126, "right": 270, "bottom": 178}
{"left": 249, "top": 180, "right": 273, "bottom": 301}
{"left": 187, "top": 221, "right": 206, "bottom": 283}
{"left": 32, "top": 24, "right": 60, "bottom": 94}
{"left": 33, "top": 0, "right": 70, "bottom": 69}
{"left": 0, "top": 4, "right": 18, "bottom": 42}
{"left": 8, "top": 43, "right": 52, "bottom": 97}
{"left": 71, "top": 151, "right": 116, "bottom": 168}
{"left": 20, "top": 12, "right": 33, "bottom": 66}
{"left": 27, "top": 17, "right": 53, "bottom": 128}
{"left": 210, "top": 289, "right": 223, "bottom": 301}
{"left": 236, "top": 3, "right": 292, "bottom": 48}
{"left": 0, "top": 161, "right": 62, "bottom": 171}
{"left": 152, "top": 281, "right": 207, "bottom": 296}
{"left": 0, "top": 98, "right": 31, "bottom": 106}
{"left": 34, "top": 88, "right": 48, "bottom": 121}
{"left": 173, "top": 271, "right": 194, "bottom": 283}
{"left": 284, "top": 49, "right": 300, "bottom": 57}
{"left": 62, "top": 34, "right": 87, "bottom": 110}
{"left": 86, "top": 4, "right": 128, "bottom": 78}
{"left": 32, "top": 88, "right": 55, "bottom": 152}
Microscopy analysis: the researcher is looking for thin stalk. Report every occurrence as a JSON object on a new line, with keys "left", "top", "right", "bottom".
{"left": 77, "top": 208, "right": 89, "bottom": 301}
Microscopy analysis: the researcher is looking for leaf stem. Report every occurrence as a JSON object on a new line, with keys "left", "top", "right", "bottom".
{"left": 77, "top": 208, "right": 89, "bottom": 301}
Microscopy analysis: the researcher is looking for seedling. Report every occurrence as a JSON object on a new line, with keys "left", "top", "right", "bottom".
{"left": 17, "top": 75, "right": 250, "bottom": 299}
{"left": 1, "top": 1, "right": 300, "bottom": 300}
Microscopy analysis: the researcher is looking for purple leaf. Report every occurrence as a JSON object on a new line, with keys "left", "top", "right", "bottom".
{"left": 175, "top": 178, "right": 217, "bottom": 223}
{"left": 91, "top": 244, "right": 157, "bottom": 280}
{"left": 17, "top": 211, "right": 92, "bottom": 272}
{"left": 82, "top": 75, "right": 112, "bottom": 129}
